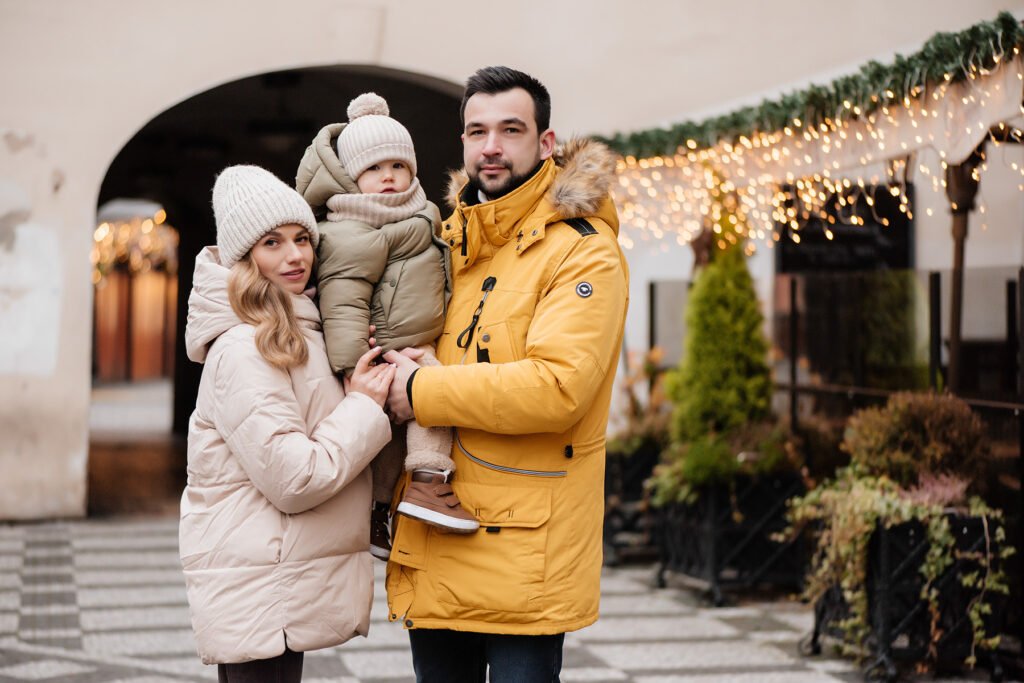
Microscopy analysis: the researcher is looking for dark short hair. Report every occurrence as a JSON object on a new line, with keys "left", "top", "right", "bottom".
{"left": 460, "top": 66, "right": 551, "bottom": 132}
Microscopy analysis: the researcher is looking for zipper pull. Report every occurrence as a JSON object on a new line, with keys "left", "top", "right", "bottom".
{"left": 457, "top": 277, "right": 498, "bottom": 350}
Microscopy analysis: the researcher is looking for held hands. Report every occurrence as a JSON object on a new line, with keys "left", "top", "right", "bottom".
{"left": 382, "top": 350, "right": 421, "bottom": 423}
{"left": 362, "top": 325, "right": 422, "bottom": 423}
{"left": 344, "top": 346, "right": 396, "bottom": 409}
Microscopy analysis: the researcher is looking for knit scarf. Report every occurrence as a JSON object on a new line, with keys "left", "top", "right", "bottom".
{"left": 325, "top": 178, "right": 427, "bottom": 225}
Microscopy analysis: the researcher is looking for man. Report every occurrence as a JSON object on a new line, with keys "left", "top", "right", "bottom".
{"left": 383, "top": 66, "right": 629, "bottom": 682}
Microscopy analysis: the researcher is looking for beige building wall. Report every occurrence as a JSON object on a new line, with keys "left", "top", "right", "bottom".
{"left": 0, "top": 0, "right": 1020, "bottom": 518}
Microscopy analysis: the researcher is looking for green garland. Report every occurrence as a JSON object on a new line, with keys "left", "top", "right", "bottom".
{"left": 597, "top": 12, "right": 1024, "bottom": 159}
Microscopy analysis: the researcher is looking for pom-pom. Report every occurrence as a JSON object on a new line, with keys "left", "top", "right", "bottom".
{"left": 347, "top": 92, "right": 389, "bottom": 120}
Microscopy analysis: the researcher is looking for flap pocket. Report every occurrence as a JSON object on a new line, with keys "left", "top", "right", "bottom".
{"left": 434, "top": 481, "right": 552, "bottom": 612}
{"left": 453, "top": 482, "right": 551, "bottom": 528}
{"left": 390, "top": 514, "right": 429, "bottom": 570}
{"left": 475, "top": 320, "right": 520, "bottom": 363}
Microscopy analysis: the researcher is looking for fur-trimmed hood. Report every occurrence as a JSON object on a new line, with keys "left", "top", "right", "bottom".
{"left": 445, "top": 137, "right": 618, "bottom": 225}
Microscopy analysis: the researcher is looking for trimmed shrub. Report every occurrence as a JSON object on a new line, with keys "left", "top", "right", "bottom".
{"left": 841, "top": 391, "right": 987, "bottom": 488}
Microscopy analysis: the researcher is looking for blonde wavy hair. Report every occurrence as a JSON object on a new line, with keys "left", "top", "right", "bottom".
{"left": 228, "top": 254, "right": 309, "bottom": 370}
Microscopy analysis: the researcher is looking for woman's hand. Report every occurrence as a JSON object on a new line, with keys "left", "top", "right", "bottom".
{"left": 343, "top": 346, "right": 395, "bottom": 408}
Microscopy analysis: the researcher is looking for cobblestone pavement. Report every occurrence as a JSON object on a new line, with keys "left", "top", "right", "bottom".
{"left": 0, "top": 517, "right": 1014, "bottom": 682}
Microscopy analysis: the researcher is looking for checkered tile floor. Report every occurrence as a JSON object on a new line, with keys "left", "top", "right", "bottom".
{"left": 0, "top": 518, "right": 1012, "bottom": 682}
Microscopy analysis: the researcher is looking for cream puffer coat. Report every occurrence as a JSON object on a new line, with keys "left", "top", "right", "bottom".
{"left": 180, "top": 246, "right": 391, "bottom": 665}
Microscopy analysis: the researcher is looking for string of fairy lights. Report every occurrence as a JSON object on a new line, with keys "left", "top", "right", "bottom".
{"left": 91, "top": 208, "right": 178, "bottom": 284}
{"left": 605, "top": 14, "right": 1024, "bottom": 253}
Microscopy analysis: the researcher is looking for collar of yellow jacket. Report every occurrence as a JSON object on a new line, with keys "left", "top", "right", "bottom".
{"left": 441, "top": 137, "right": 620, "bottom": 273}
{"left": 452, "top": 158, "right": 556, "bottom": 271}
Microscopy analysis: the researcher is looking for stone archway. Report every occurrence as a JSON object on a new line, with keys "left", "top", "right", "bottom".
{"left": 89, "top": 64, "right": 463, "bottom": 513}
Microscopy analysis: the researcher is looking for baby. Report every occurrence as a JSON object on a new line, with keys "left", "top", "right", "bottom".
{"left": 296, "top": 93, "right": 478, "bottom": 560}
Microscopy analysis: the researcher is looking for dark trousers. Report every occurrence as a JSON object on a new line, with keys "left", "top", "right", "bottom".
{"left": 409, "top": 628, "right": 564, "bottom": 683}
{"left": 217, "top": 648, "right": 304, "bottom": 683}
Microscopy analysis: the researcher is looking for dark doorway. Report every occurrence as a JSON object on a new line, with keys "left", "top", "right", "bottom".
{"left": 91, "top": 65, "right": 463, "bottom": 514}
{"left": 775, "top": 183, "right": 915, "bottom": 274}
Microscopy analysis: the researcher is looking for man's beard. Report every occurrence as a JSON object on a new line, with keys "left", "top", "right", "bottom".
{"left": 469, "top": 157, "right": 540, "bottom": 200}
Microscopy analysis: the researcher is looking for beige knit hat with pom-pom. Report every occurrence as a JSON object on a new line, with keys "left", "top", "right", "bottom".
{"left": 336, "top": 93, "right": 417, "bottom": 180}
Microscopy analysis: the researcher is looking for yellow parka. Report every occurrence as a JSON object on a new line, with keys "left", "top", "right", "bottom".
{"left": 385, "top": 139, "right": 629, "bottom": 635}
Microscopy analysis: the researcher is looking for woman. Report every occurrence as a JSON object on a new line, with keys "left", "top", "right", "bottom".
{"left": 179, "top": 164, "right": 395, "bottom": 682}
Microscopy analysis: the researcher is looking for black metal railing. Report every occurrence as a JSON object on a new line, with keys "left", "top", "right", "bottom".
{"left": 776, "top": 267, "right": 1024, "bottom": 646}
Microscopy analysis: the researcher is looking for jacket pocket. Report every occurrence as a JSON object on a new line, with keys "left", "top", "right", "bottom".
{"left": 474, "top": 320, "right": 520, "bottom": 364}
{"left": 434, "top": 482, "right": 551, "bottom": 613}
{"left": 457, "top": 432, "right": 567, "bottom": 478}
{"left": 179, "top": 487, "right": 283, "bottom": 570}
{"left": 388, "top": 474, "right": 430, "bottom": 571}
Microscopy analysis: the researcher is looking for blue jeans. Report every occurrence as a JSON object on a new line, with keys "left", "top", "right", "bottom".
{"left": 408, "top": 628, "right": 564, "bottom": 682}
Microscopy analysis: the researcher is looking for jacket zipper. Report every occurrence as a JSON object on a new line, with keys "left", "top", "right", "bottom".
{"left": 459, "top": 209, "right": 468, "bottom": 257}
{"left": 456, "top": 434, "right": 567, "bottom": 478}
{"left": 456, "top": 276, "right": 496, "bottom": 363}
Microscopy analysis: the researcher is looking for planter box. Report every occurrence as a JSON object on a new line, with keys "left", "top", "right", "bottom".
{"left": 605, "top": 445, "right": 661, "bottom": 502}
{"left": 811, "top": 514, "right": 1007, "bottom": 682}
{"left": 656, "top": 471, "right": 806, "bottom": 604}
{"left": 603, "top": 446, "right": 661, "bottom": 565}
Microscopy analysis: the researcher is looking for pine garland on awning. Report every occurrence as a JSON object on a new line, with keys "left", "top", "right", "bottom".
{"left": 597, "top": 12, "right": 1024, "bottom": 159}
{"left": 603, "top": 12, "right": 1024, "bottom": 252}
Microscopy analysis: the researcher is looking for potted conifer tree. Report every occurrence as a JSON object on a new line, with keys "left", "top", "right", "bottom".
{"left": 649, "top": 197, "right": 805, "bottom": 603}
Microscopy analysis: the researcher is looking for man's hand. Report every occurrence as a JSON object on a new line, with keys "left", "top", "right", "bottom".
{"left": 383, "top": 350, "right": 420, "bottom": 423}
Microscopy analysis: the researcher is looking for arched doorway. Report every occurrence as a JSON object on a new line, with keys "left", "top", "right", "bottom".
{"left": 89, "top": 65, "right": 463, "bottom": 514}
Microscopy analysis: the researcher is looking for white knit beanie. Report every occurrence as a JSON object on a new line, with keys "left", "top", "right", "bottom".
{"left": 211, "top": 165, "right": 319, "bottom": 268}
{"left": 336, "top": 93, "right": 417, "bottom": 181}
